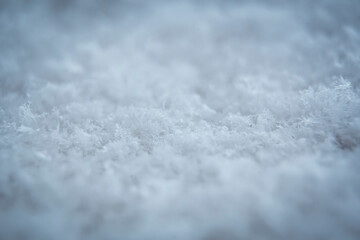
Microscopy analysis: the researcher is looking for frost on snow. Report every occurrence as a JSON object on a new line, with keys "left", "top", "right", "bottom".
{"left": 0, "top": 1, "right": 360, "bottom": 240}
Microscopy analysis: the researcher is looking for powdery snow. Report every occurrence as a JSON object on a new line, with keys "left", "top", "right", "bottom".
{"left": 1, "top": 1, "right": 360, "bottom": 240}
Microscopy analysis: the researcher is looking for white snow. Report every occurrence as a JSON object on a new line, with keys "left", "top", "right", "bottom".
{"left": 1, "top": 1, "right": 360, "bottom": 240}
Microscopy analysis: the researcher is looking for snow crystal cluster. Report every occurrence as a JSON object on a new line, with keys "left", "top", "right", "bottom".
{"left": 1, "top": 0, "right": 360, "bottom": 239}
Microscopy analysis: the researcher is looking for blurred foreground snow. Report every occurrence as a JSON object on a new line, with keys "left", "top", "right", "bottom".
{"left": 1, "top": 0, "right": 360, "bottom": 239}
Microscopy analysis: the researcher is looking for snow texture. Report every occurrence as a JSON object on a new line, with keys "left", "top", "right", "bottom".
{"left": 1, "top": 0, "right": 360, "bottom": 239}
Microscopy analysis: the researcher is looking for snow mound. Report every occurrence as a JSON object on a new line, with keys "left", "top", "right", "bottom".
{"left": 1, "top": 1, "right": 360, "bottom": 239}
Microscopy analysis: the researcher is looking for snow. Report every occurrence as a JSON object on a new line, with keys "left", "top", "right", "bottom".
{"left": 1, "top": 0, "right": 360, "bottom": 239}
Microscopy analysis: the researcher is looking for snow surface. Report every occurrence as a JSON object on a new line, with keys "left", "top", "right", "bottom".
{"left": 1, "top": 0, "right": 360, "bottom": 239}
